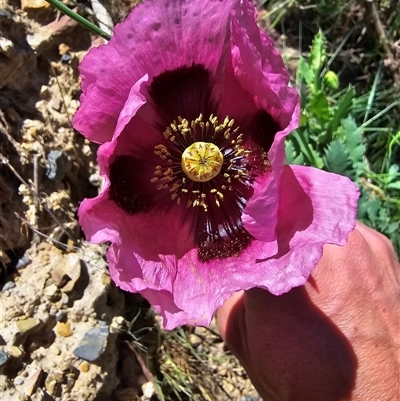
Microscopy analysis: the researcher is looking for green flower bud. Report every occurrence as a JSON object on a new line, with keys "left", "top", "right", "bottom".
{"left": 324, "top": 70, "right": 339, "bottom": 90}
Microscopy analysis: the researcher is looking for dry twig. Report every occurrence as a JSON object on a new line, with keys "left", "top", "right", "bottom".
{"left": 365, "top": 0, "right": 400, "bottom": 85}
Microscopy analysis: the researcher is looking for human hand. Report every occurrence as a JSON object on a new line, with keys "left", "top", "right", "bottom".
{"left": 217, "top": 222, "right": 400, "bottom": 401}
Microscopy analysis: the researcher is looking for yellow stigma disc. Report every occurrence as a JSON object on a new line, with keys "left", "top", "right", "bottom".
{"left": 181, "top": 142, "right": 224, "bottom": 182}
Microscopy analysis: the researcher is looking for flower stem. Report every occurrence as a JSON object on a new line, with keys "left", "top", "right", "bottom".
{"left": 45, "top": 0, "right": 112, "bottom": 40}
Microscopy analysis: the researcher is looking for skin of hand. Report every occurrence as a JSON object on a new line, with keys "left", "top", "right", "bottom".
{"left": 217, "top": 222, "right": 400, "bottom": 401}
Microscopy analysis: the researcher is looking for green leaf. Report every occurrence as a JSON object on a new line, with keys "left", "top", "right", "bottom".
{"left": 297, "top": 57, "right": 314, "bottom": 87}
{"left": 366, "top": 197, "right": 382, "bottom": 223}
{"left": 323, "top": 138, "right": 356, "bottom": 180}
{"left": 292, "top": 153, "right": 305, "bottom": 165}
{"left": 386, "top": 222, "right": 400, "bottom": 234}
{"left": 291, "top": 129, "right": 324, "bottom": 168}
{"left": 342, "top": 115, "right": 366, "bottom": 174}
{"left": 309, "top": 30, "right": 326, "bottom": 74}
{"left": 387, "top": 181, "right": 400, "bottom": 190}
{"left": 327, "top": 86, "right": 355, "bottom": 137}
{"left": 387, "top": 164, "right": 399, "bottom": 183}
{"left": 285, "top": 136, "right": 306, "bottom": 165}
{"left": 299, "top": 111, "right": 308, "bottom": 127}
{"left": 310, "top": 90, "right": 330, "bottom": 123}
{"left": 285, "top": 140, "right": 297, "bottom": 164}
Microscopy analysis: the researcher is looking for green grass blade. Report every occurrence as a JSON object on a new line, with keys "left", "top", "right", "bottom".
{"left": 45, "top": 0, "right": 112, "bottom": 40}
{"left": 363, "top": 64, "right": 381, "bottom": 124}
{"left": 361, "top": 100, "right": 400, "bottom": 128}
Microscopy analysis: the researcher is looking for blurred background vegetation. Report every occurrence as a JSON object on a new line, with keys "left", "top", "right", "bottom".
{"left": 258, "top": 0, "right": 399, "bottom": 255}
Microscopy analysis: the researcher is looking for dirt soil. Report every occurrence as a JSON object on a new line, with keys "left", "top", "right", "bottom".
{"left": 0, "top": 1, "right": 260, "bottom": 400}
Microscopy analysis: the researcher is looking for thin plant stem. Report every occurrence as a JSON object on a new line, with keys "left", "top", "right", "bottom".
{"left": 45, "top": 0, "right": 112, "bottom": 40}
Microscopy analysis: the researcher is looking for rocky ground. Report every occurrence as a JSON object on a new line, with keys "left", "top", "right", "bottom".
{"left": 0, "top": 1, "right": 260, "bottom": 400}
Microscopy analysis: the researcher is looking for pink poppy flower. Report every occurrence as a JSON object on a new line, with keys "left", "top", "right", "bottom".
{"left": 74, "top": 0, "right": 359, "bottom": 329}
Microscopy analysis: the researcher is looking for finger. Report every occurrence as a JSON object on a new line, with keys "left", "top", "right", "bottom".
{"left": 222, "top": 286, "right": 357, "bottom": 401}
{"left": 216, "top": 290, "right": 244, "bottom": 340}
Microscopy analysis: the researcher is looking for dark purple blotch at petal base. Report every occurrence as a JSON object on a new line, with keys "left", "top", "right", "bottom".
{"left": 109, "top": 155, "right": 152, "bottom": 215}
{"left": 148, "top": 64, "right": 217, "bottom": 128}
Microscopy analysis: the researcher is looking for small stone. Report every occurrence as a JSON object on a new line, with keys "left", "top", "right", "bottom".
{"left": 40, "top": 253, "right": 50, "bottom": 263}
{"left": 58, "top": 43, "right": 70, "bottom": 55}
{"left": 241, "top": 396, "right": 260, "bottom": 401}
{"left": 44, "top": 378, "right": 56, "bottom": 395}
{"left": 0, "top": 250, "right": 11, "bottom": 266}
{"left": 55, "top": 321, "right": 73, "bottom": 337}
{"left": 49, "top": 97, "right": 61, "bottom": 112}
{"left": 61, "top": 54, "right": 72, "bottom": 64}
{"left": 223, "top": 381, "right": 235, "bottom": 393}
{"left": 69, "top": 99, "right": 80, "bottom": 111}
{"left": 142, "top": 381, "right": 155, "bottom": 399}
{"left": 110, "top": 316, "right": 125, "bottom": 330}
{"left": 61, "top": 253, "right": 81, "bottom": 293}
{"left": 16, "top": 318, "right": 41, "bottom": 334}
{"left": 0, "top": 9, "right": 13, "bottom": 19}
{"left": 189, "top": 334, "right": 202, "bottom": 347}
{"left": 49, "top": 306, "right": 58, "bottom": 316}
{"left": 39, "top": 85, "right": 49, "bottom": 98}
{"left": 21, "top": 0, "right": 51, "bottom": 11}
{"left": 79, "top": 361, "right": 89, "bottom": 372}
{"left": 44, "top": 284, "right": 60, "bottom": 301}
{"left": 51, "top": 268, "right": 68, "bottom": 288}
{"left": 1, "top": 281, "right": 16, "bottom": 292}
{"left": 38, "top": 303, "right": 50, "bottom": 315}
{"left": 61, "top": 292, "right": 69, "bottom": 304}
{"left": 52, "top": 346, "right": 61, "bottom": 355}
{"left": 20, "top": 368, "right": 42, "bottom": 396}
{"left": 46, "top": 150, "right": 68, "bottom": 181}
{"left": 0, "top": 37, "right": 13, "bottom": 54}
{"left": 45, "top": 372, "right": 63, "bottom": 395}
{"left": 15, "top": 377, "right": 24, "bottom": 385}
{"left": 72, "top": 325, "right": 109, "bottom": 362}
{"left": 9, "top": 346, "right": 23, "bottom": 357}
{"left": 0, "top": 350, "right": 9, "bottom": 367}
{"left": 101, "top": 272, "right": 111, "bottom": 286}
{"left": 55, "top": 310, "right": 66, "bottom": 321}
{"left": 16, "top": 255, "right": 32, "bottom": 270}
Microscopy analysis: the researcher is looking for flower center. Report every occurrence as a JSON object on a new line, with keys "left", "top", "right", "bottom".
{"left": 181, "top": 142, "right": 224, "bottom": 182}
{"left": 151, "top": 114, "right": 256, "bottom": 212}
